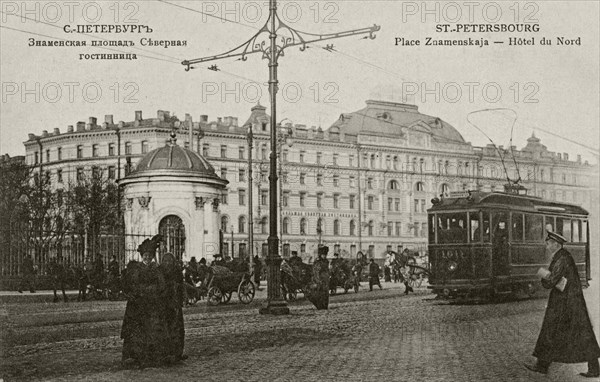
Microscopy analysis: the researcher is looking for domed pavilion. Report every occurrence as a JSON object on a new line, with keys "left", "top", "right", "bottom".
{"left": 119, "top": 131, "right": 228, "bottom": 262}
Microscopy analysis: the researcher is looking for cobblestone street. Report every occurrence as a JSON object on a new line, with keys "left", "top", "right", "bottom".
{"left": 1, "top": 282, "right": 599, "bottom": 381}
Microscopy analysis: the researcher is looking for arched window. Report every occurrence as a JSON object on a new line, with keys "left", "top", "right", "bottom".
{"left": 238, "top": 216, "right": 246, "bottom": 233}
{"left": 260, "top": 217, "right": 268, "bottom": 234}
{"left": 370, "top": 154, "right": 376, "bottom": 169}
{"left": 350, "top": 220, "right": 356, "bottom": 236}
{"left": 333, "top": 219, "right": 340, "bottom": 235}
{"left": 300, "top": 218, "right": 307, "bottom": 235}
{"left": 393, "top": 156, "right": 399, "bottom": 170}
{"left": 415, "top": 182, "right": 425, "bottom": 192}
{"left": 440, "top": 183, "right": 450, "bottom": 196}
{"left": 317, "top": 218, "right": 324, "bottom": 235}
{"left": 388, "top": 180, "right": 400, "bottom": 190}
{"left": 368, "top": 220, "right": 374, "bottom": 236}
{"left": 282, "top": 217, "right": 290, "bottom": 234}
{"left": 221, "top": 216, "right": 229, "bottom": 232}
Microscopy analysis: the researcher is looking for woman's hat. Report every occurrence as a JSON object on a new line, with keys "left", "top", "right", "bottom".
{"left": 137, "top": 234, "right": 162, "bottom": 254}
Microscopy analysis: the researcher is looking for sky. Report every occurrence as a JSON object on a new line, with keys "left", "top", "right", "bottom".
{"left": 1, "top": 0, "right": 599, "bottom": 163}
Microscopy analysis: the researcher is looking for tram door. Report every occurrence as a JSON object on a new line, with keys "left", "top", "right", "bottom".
{"left": 159, "top": 215, "right": 186, "bottom": 261}
{"left": 491, "top": 212, "right": 509, "bottom": 276}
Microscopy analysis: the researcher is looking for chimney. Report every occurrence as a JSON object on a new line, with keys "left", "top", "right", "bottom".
{"left": 41, "top": 130, "right": 49, "bottom": 137}
{"left": 28, "top": 133, "right": 35, "bottom": 140}
{"left": 89, "top": 117, "right": 97, "bottom": 126}
{"left": 563, "top": 153, "right": 568, "bottom": 161}
{"left": 224, "top": 116, "right": 232, "bottom": 125}
{"left": 157, "top": 110, "right": 165, "bottom": 121}
{"left": 67, "top": 125, "right": 74, "bottom": 133}
{"left": 118, "top": 121, "right": 124, "bottom": 128}
{"left": 135, "top": 110, "right": 143, "bottom": 121}
{"left": 231, "top": 117, "right": 238, "bottom": 126}
{"left": 557, "top": 153, "right": 562, "bottom": 160}
{"left": 105, "top": 114, "right": 114, "bottom": 125}
{"left": 577, "top": 154, "right": 582, "bottom": 163}
{"left": 185, "top": 113, "right": 193, "bottom": 124}
{"left": 217, "top": 117, "right": 222, "bottom": 124}
{"left": 76, "top": 122, "right": 85, "bottom": 132}
{"left": 53, "top": 128, "right": 60, "bottom": 135}
{"left": 200, "top": 115, "right": 208, "bottom": 123}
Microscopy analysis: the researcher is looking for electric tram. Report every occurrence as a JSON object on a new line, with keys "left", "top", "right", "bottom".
{"left": 427, "top": 186, "right": 591, "bottom": 299}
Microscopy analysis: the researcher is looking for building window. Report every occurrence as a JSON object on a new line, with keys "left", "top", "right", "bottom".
{"left": 301, "top": 243, "right": 306, "bottom": 254}
{"left": 125, "top": 142, "right": 132, "bottom": 155}
{"left": 108, "top": 166, "right": 116, "bottom": 180}
{"left": 395, "top": 198, "right": 400, "bottom": 211}
{"left": 367, "top": 177, "right": 373, "bottom": 189}
{"left": 388, "top": 198, "right": 393, "bottom": 211}
{"left": 389, "top": 180, "right": 399, "bottom": 190}
{"left": 350, "top": 220, "right": 356, "bottom": 236}
{"left": 77, "top": 145, "right": 83, "bottom": 158}
{"left": 33, "top": 151, "right": 39, "bottom": 164}
{"left": 57, "top": 169, "right": 63, "bottom": 183}
{"left": 260, "top": 170, "right": 267, "bottom": 183}
{"left": 386, "top": 155, "right": 391, "bottom": 169}
{"left": 260, "top": 190, "right": 268, "bottom": 206}
{"left": 239, "top": 146, "right": 245, "bottom": 159}
{"left": 414, "top": 199, "right": 419, "bottom": 213}
{"left": 316, "top": 152, "right": 322, "bottom": 165}
{"left": 221, "top": 167, "right": 227, "bottom": 180}
{"left": 261, "top": 122, "right": 267, "bottom": 132}
{"left": 367, "top": 195, "right": 374, "bottom": 210}
{"left": 300, "top": 173, "right": 306, "bottom": 185}
{"left": 221, "top": 191, "right": 228, "bottom": 205}
{"left": 333, "top": 194, "right": 340, "bottom": 209}
{"left": 220, "top": 145, "right": 227, "bottom": 158}
{"left": 368, "top": 221, "right": 374, "bottom": 236}
{"left": 92, "top": 144, "right": 99, "bottom": 157}
{"left": 421, "top": 199, "right": 426, "bottom": 213}
{"left": 333, "top": 154, "right": 338, "bottom": 166}
{"left": 349, "top": 176, "right": 356, "bottom": 188}
{"left": 238, "top": 189, "right": 246, "bottom": 206}
{"left": 317, "top": 193, "right": 323, "bottom": 208}
{"left": 238, "top": 216, "right": 246, "bottom": 233}
{"left": 76, "top": 167, "right": 84, "bottom": 181}
{"left": 387, "top": 221, "right": 393, "bottom": 236}
{"left": 261, "top": 144, "right": 267, "bottom": 160}
{"left": 282, "top": 149, "right": 288, "bottom": 162}
{"left": 45, "top": 149, "right": 50, "bottom": 162}
{"left": 332, "top": 175, "right": 340, "bottom": 187}
{"left": 108, "top": 144, "right": 115, "bottom": 156}
{"left": 421, "top": 223, "right": 427, "bottom": 237}
{"left": 282, "top": 172, "right": 288, "bottom": 183}
{"left": 333, "top": 219, "right": 340, "bottom": 235}
{"left": 349, "top": 154, "right": 354, "bottom": 167}
{"left": 415, "top": 182, "right": 425, "bottom": 192}
{"left": 91, "top": 166, "right": 100, "bottom": 179}
{"left": 57, "top": 147, "right": 62, "bottom": 160}
{"left": 349, "top": 195, "right": 355, "bottom": 209}
{"left": 260, "top": 217, "right": 268, "bottom": 234}
{"left": 395, "top": 222, "right": 401, "bottom": 236}
{"left": 282, "top": 218, "right": 290, "bottom": 234}
{"left": 317, "top": 218, "right": 324, "bottom": 235}
{"left": 370, "top": 154, "right": 376, "bottom": 168}
{"left": 282, "top": 191, "right": 289, "bottom": 207}
{"left": 239, "top": 169, "right": 246, "bottom": 182}
{"left": 202, "top": 144, "right": 209, "bottom": 157}
{"left": 221, "top": 216, "right": 230, "bottom": 233}
{"left": 316, "top": 174, "right": 323, "bottom": 186}
{"left": 300, "top": 192, "right": 306, "bottom": 207}
{"left": 299, "top": 151, "right": 305, "bottom": 163}
{"left": 441, "top": 183, "right": 450, "bottom": 196}
{"left": 300, "top": 218, "right": 307, "bottom": 235}
{"left": 141, "top": 141, "right": 148, "bottom": 154}
{"left": 393, "top": 156, "right": 399, "bottom": 170}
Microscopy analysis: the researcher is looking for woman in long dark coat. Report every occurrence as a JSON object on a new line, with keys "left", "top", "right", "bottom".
{"left": 159, "top": 253, "right": 186, "bottom": 363}
{"left": 526, "top": 232, "right": 600, "bottom": 378}
{"left": 306, "top": 245, "right": 330, "bottom": 310}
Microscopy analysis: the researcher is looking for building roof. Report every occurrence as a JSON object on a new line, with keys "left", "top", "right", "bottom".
{"left": 131, "top": 132, "right": 220, "bottom": 178}
{"left": 329, "top": 100, "right": 467, "bottom": 145}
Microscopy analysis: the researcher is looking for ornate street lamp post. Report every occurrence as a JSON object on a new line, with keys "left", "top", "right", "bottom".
{"left": 246, "top": 123, "right": 255, "bottom": 276}
{"left": 181, "top": 0, "right": 379, "bottom": 314}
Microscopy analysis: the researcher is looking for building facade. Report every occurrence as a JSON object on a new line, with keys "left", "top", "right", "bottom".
{"left": 20, "top": 100, "right": 598, "bottom": 262}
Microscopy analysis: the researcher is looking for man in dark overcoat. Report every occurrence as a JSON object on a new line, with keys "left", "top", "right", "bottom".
{"left": 306, "top": 245, "right": 330, "bottom": 310}
{"left": 525, "top": 231, "right": 600, "bottom": 378}
{"left": 368, "top": 258, "right": 382, "bottom": 291}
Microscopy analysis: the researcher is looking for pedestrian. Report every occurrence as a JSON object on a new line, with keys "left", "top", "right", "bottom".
{"left": 121, "top": 234, "right": 169, "bottom": 368}
{"left": 368, "top": 258, "right": 382, "bottom": 291}
{"left": 525, "top": 231, "right": 600, "bottom": 378}
{"left": 253, "top": 255, "right": 262, "bottom": 290}
{"left": 159, "top": 253, "right": 187, "bottom": 364}
{"left": 306, "top": 245, "right": 330, "bottom": 310}
{"left": 48, "top": 257, "right": 68, "bottom": 303}
{"left": 17, "top": 254, "right": 36, "bottom": 293}
{"left": 107, "top": 255, "right": 120, "bottom": 299}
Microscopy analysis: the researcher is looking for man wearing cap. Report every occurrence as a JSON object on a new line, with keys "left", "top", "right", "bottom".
{"left": 525, "top": 231, "right": 600, "bottom": 378}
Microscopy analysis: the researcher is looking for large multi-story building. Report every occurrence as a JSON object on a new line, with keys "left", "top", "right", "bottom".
{"left": 18, "top": 100, "right": 598, "bottom": 262}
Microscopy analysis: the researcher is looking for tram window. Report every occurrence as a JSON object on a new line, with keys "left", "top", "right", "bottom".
{"left": 492, "top": 212, "right": 509, "bottom": 242}
{"left": 581, "top": 221, "right": 587, "bottom": 242}
{"left": 525, "top": 214, "right": 544, "bottom": 241}
{"left": 573, "top": 220, "right": 581, "bottom": 242}
{"left": 428, "top": 214, "right": 436, "bottom": 244}
{"left": 512, "top": 213, "right": 524, "bottom": 242}
{"left": 437, "top": 212, "right": 467, "bottom": 244}
{"left": 545, "top": 216, "right": 555, "bottom": 233}
{"left": 470, "top": 213, "right": 480, "bottom": 242}
{"left": 556, "top": 218, "right": 572, "bottom": 242}
{"left": 481, "top": 211, "right": 490, "bottom": 242}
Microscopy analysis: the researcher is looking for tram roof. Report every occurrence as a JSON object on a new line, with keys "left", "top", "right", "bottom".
{"left": 428, "top": 191, "right": 589, "bottom": 216}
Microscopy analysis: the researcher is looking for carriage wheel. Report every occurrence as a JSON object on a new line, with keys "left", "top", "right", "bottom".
{"left": 222, "top": 291, "right": 232, "bottom": 303}
{"left": 207, "top": 287, "right": 222, "bottom": 306}
{"left": 238, "top": 280, "right": 255, "bottom": 304}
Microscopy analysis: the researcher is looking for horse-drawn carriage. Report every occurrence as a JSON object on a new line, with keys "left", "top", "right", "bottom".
{"left": 280, "top": 261, "right": 312, "bottom": 301}
{"left": 205, "top": 265, "right": 255, "bottom": 306}
{"left": 329, "top": 260, "right": 360, "bottom": 294}
{"left": 388, "top": 250, "right": 430, "bottom": 289}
